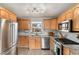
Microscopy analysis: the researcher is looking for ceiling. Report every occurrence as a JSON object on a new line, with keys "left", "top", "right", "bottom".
{"left": 0, "top": 3, "right": 76, "bottom": 18}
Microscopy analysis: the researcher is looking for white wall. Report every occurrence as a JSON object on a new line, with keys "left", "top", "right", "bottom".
{"left": 31, "top": 18, "right": 43, "bottom": 22}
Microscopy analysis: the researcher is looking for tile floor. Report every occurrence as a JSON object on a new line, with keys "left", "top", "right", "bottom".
{"left": 17, "top": 47, "right": 54, "bottom": 55}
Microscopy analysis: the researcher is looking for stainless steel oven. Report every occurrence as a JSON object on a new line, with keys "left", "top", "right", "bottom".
{"left": 58, "top": 20, "right": 72, "bottom": 32}
{"left": 54, "top": 41, "right": 63, "bottom": 55}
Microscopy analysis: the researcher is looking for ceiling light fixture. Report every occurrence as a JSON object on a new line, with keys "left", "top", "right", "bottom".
{"left": 26, "top": 4, "right": 46, "bottom": 15}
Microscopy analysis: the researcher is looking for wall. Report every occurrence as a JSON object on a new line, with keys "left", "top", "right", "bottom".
{"left": 31, "top": 18, "right": 43, "bottom": 22}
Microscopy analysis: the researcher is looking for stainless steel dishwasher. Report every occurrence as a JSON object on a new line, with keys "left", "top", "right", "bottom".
{"left": 41, "top": 37, "right": 50, "bottom": 50}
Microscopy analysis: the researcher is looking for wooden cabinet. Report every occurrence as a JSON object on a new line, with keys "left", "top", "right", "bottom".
{"left": 65, "top": 9, "right": 73, "bottom": 20}
{"left": 43, "top": 19, "right": 51, "bottom": 30}
{"left": 61, "top": 13, "right": 66, "bottom": 21}
{"left": 18, "top": 19, "right": 22, "bottom": 30}
{"left": 57, "top": 4, "right": 79, "bottom": 31}
{"left": 73, "top": 7, "right": 79, "bottom": 31}
{"left": 9, "top": 12, "right": 17, "bottom": 22}
{"left": 50, "top": 37, "right": 54, "bottom": 50}
{"left": 0, "top": 9, "right": 9, "bottom": 20}
{"left": 29, "top": 36, "right": 41, "bottom": 49}
{"left": 58, "top": 13, "right": 65, "bottom": 24}
{"left": 18, "top": 36, "right": 29, "bottom": 47}
{"left": 43, "top": 19, "right": 57, "bottom": 30}
{"left": 18, "top": 18, "right": 31, "bottom": 30}
{"left": 35, "top": 37, "right": 41, "bottom": 49}
{"left": 63, "top": 47, "right": 70, "bottom": 55}
{"left": 50, "top": 19, "right": 57, "bottom": 30}
{"left": 29, "top": 37, "right": 36, "bottom": 49}
{"left": 0, "top": 7, "right": 17, "bottom": 21}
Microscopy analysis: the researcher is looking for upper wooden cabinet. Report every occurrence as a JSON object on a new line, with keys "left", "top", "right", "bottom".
{"left": 43, "top": 19, "right": 57, "bottom": 30}
{"left": 65, "top": 9, "right": 73, "bottom": 20}
{"left": 61, "top": 13, "right": 66, "bottom": 21}
{"left": 57, "top": 4, "right": 79, "bottom": 31}
{"left": 18, "top": 18, "right": 31, "bottom": 30}
{"left": 0, "top": 9, "right": 9, "bottom": 20}
{"left": 73, "top": 7, "right": 79, "bottom": 31}
{"left": 57, "top": 13, "right": 65, "bottom": 23}
{"left": 50, "top": 19, "right": 57, "bottom": 30}
{"left": 43, "top": 19, "right": 51, "bottom": 30}
{"left": 9, "top": 12, "right": 17, "bottom": 22}
{"left": 0, "top": 7, "right": 17, "bottom": 21}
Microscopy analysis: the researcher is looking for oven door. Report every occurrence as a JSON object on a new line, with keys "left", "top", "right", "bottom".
{"left": 54, "top": 42, "right": 63, "bottom": 55}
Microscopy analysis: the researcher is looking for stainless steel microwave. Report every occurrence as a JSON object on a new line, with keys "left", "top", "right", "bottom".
{"left": 58, "top": 20, "right": 72, "bottom": 32}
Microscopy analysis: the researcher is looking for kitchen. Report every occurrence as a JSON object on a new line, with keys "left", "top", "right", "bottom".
{"left": 0, "top": 3, "right": 79, "bottom": 55}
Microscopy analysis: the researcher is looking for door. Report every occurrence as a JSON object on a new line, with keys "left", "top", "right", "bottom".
{"left": 35, "top": 37, "right": 41, "bottom": 49}
{"left": 51, "top": 19, "right": 57, "bottom": 30}
{"left": 73, "top": 7, "right": 79, "bottom": 31}
{"left": 18, "top": 36, "right": 29, "bottom": 47}
{"left": 43, "top": 19, "right": 51, "bottom": 30}
{"left": 29, "top": 37, "right": 36, "bottom": 49}
{"left": 0, "top": 9, "right": 9, "bottom": 20}
{"left": 18, "top": 19, "right": 31, "bottom": 30}
{"left": 50, "top": 37, "right": 54, "bottom": 50}
{"left": 65, "top": 9, "right": 73, "bottom": 20}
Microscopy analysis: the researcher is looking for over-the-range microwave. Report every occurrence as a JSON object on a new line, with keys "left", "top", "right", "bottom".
{"left": 58, "top": 20, "right": 72, "bottom": 32}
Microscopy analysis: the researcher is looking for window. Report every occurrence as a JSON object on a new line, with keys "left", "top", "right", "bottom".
{"left": 31, "top": 22, "right": 42, "bottom": 33}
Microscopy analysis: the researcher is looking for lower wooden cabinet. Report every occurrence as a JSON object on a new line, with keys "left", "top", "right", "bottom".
{"left": 35, "top": 37, "right": 41, "bottom": 49}
{"left": 29, "top": 36, "right": 41, "bottom": 49}
{"left": 29, "top": 37, "right": 36, "bottom": 49}
{"left": 50, "top": 37, "right": 54, "bottom": 50}
{"left": 63, "top": 47, "right": 70, "bottom": 55}
{"left": 18, "top": 36, "right": 29, "bottom": 47}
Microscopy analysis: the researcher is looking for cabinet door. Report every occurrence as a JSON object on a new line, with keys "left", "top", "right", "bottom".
{"left": 0, "top": 9, "right": 9, "bottom": 20}
{"left": 18, "top": 36, "right": 29, "bottom": 47}
{"left": 51, "top": 19, "right": 57, "bottom": 30}
{"left": 18, "top": 19, "right": 22, "bottom": 30}
{"left": 60, "top": 14, "right": 66, "bottom": 21}
{"left": 50, "top": 37, "right": 54, "bottom": 50}
{"left": 29, "top": 37, "right": 36, "bottom": 49}
{"left": 22, "top": 20, "right": 27, "bottom": 30}
{"left": 63, "top": 47, "right": 70, "bottom": 55}
{"left": 18, "top": 19, "right": 31, "bottom": 30}
{"left": 10, "top": 13, "right": 17, "bottom": 22}
{"left": 65, "top": 9, "right": 73, "bottom": 20}
{"left": 43, "top": 19, "right": 51, "bottom": 30}
{"left": 35, "top": 37, "right": 41, "bottom": 49}
{"left": 73, "top": 7, "right": 79, "bottom": 31}
{"left": 22, "top": 20, "right": 31, "bottom": 30}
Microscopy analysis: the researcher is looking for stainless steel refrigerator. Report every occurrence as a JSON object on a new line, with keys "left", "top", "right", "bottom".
{"left": 0, "top": 19, "right": 18, "bottom": 55}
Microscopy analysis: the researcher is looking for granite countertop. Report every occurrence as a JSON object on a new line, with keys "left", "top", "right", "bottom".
{"left": 18, "top": 31, "right": 50, "bottom": 37}
{"left": 54, "top": 38, "right": 79, "bottom": 49}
